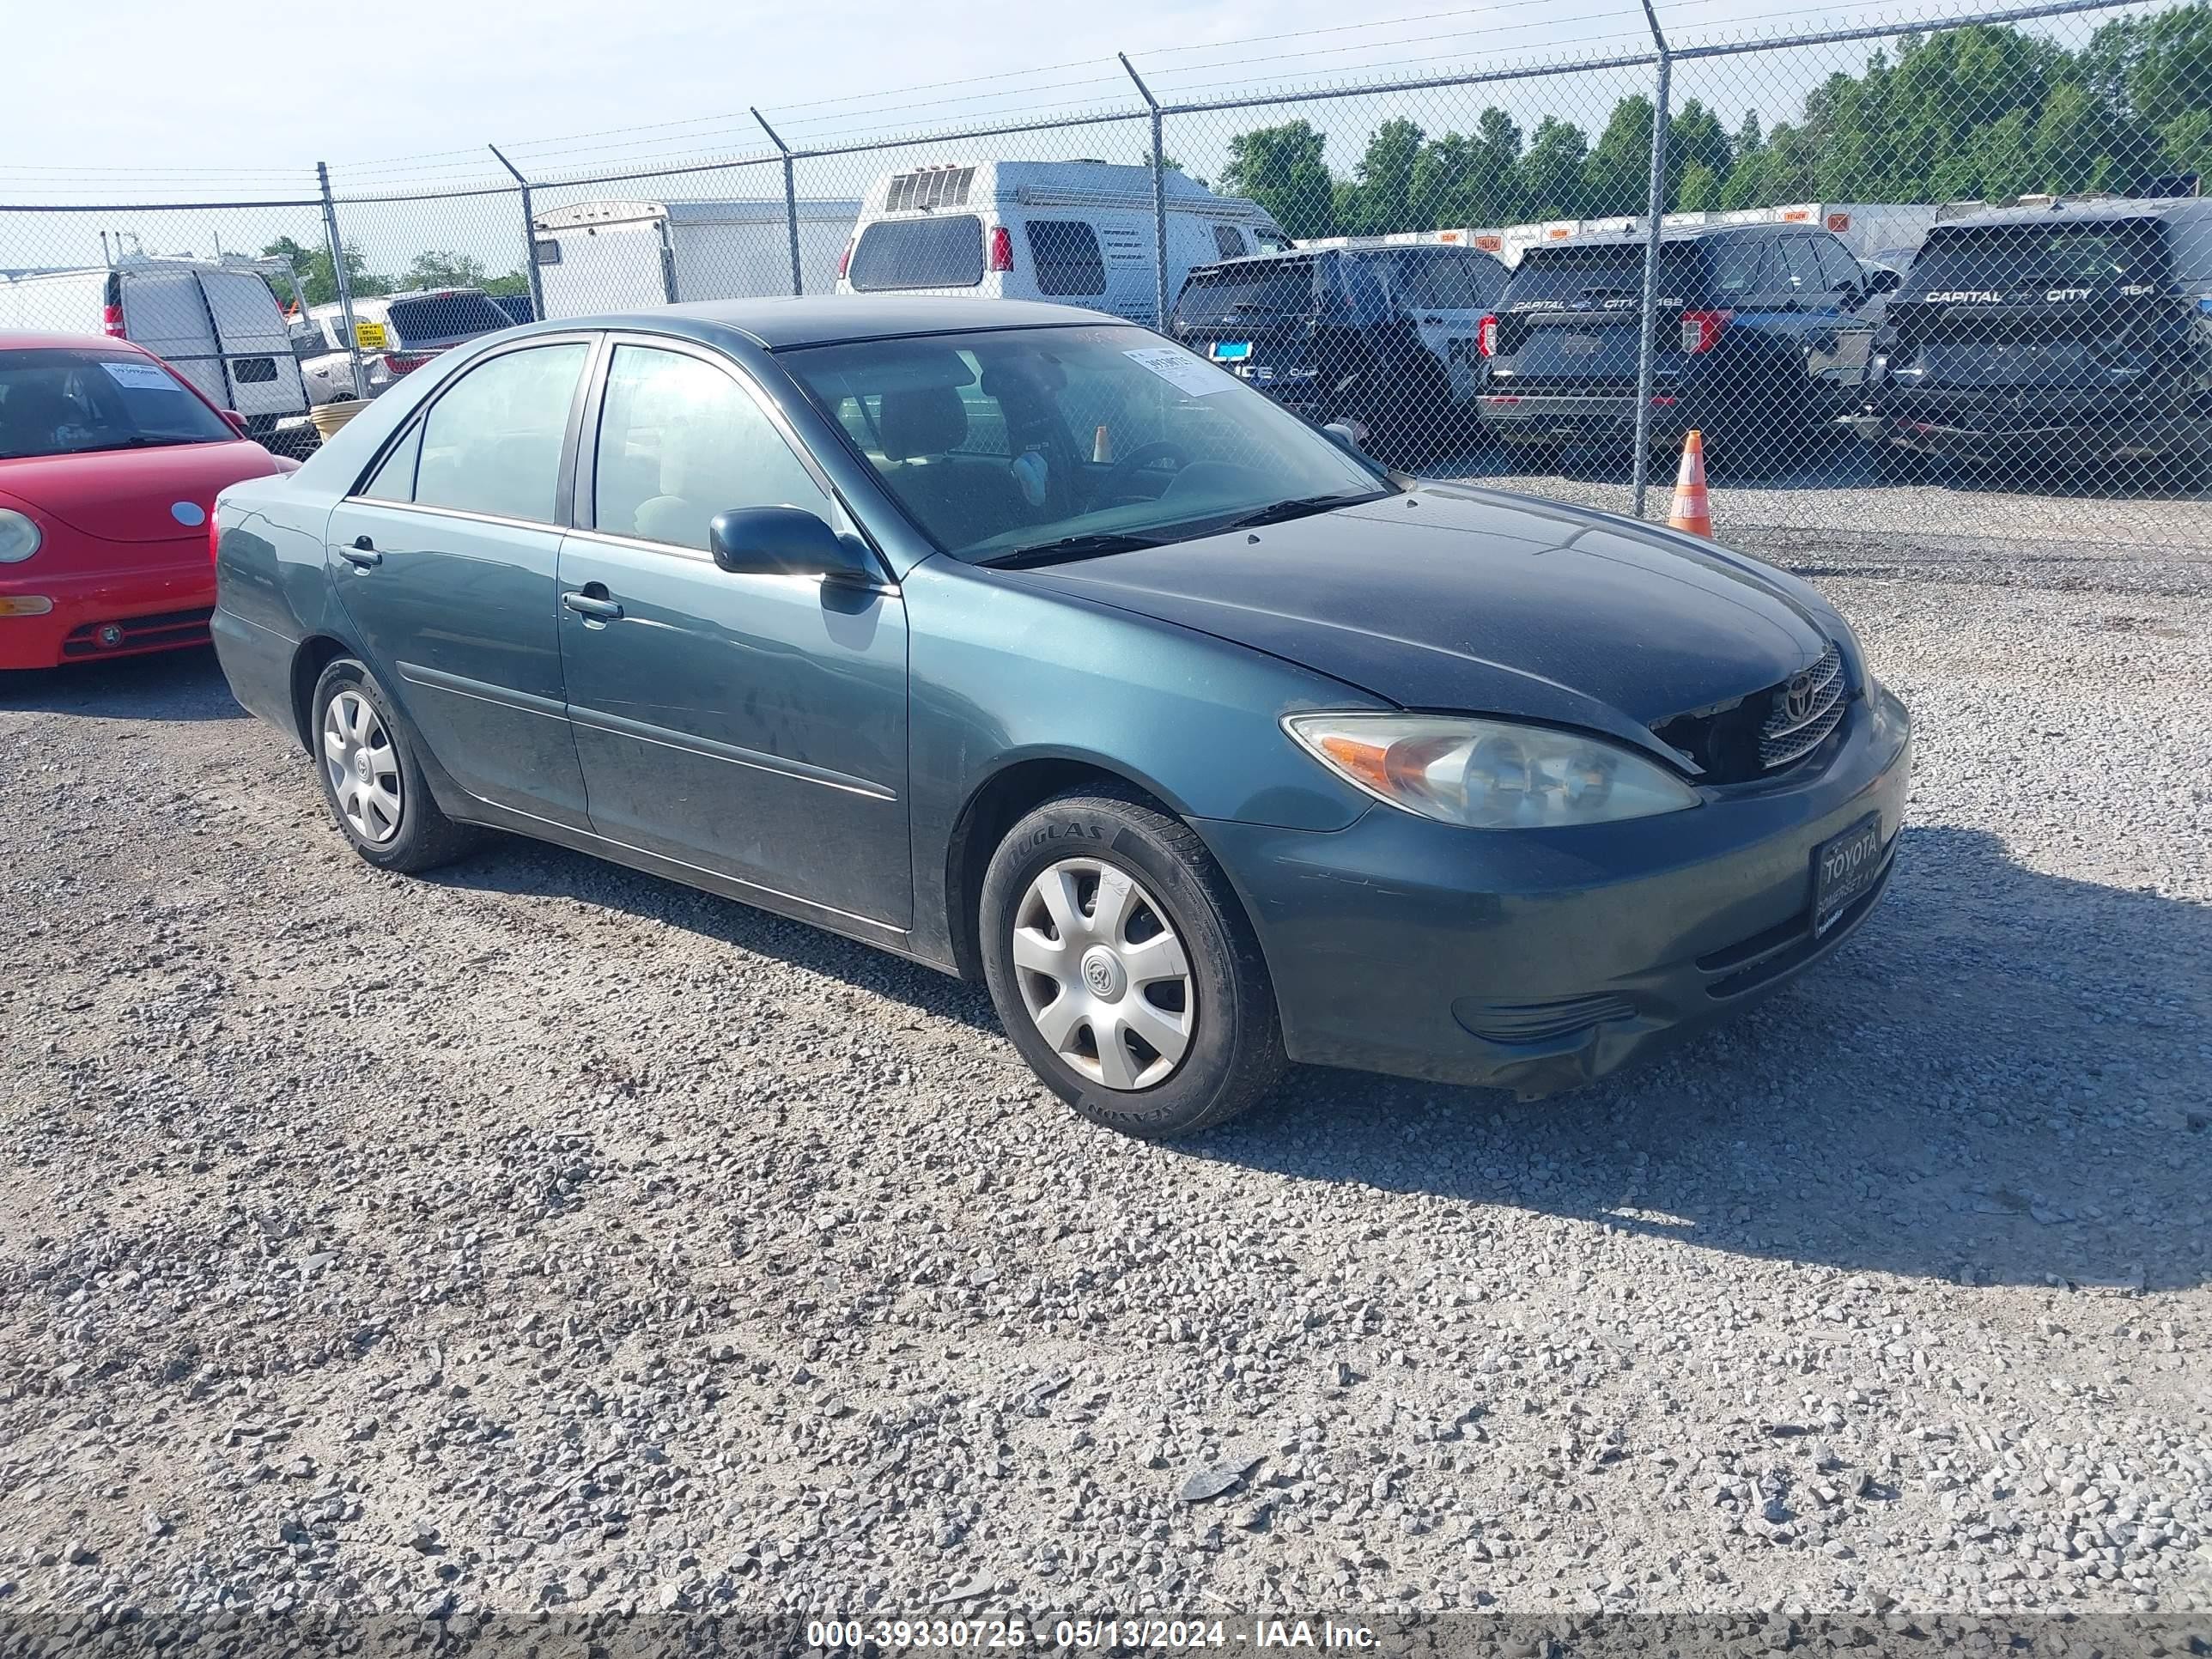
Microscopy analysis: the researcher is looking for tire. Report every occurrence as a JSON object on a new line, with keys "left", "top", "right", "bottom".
{"left": 979, "top": 787, "right": 1285, "bottom": 1139}
{"left": 308, "top": 657, "right": 477, "bottom": 873}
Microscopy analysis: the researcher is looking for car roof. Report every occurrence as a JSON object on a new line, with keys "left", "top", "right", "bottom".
{"left": 0, "top": 330, "right": 149, "bottom": 354}
{"left": 1936, "top": 196, "right": 2208, "bottom": 229}
{"left": 522, "top": 296, "right": 1126, "bottom": 349}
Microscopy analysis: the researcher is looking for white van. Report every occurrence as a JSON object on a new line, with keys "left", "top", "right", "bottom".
{"left": 834, "top": 160, "right": 1288, "bottom": 325}
{"left": 0, "top": 256, "right": 310, "bottom": 439}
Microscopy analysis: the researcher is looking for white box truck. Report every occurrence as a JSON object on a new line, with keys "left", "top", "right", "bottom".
{"left": 531, "top": 198, "right": 861, "bottom": 319}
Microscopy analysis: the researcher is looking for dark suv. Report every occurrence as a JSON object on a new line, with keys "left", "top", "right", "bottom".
{"left": 1170, "top": 245, "right": 1507, "bottom": 463}
{"left": 1475, "top": 222, "right": 1899, "bottom": 461}
{"left": 1856, "top": 198, "right": 2212, "bottom": 471}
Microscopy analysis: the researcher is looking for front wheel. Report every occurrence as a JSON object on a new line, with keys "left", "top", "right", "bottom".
{"left": 979, "top": 789, "right": 1285, "bottom": 1139}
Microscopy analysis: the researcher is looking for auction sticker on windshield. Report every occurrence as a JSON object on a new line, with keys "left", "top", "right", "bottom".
{"left": 1125, "top": 346, "right": 1235, "bottom": 397}
{"left": 99, "top": 360, "right": 176, "bottom": 392}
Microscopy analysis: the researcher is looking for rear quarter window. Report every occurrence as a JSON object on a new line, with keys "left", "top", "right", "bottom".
{"left": 1702, "top": 239, "right": 1782, "bottom": 303}
{"left": 849, "top": 216, "right": 985, "bottom": 291}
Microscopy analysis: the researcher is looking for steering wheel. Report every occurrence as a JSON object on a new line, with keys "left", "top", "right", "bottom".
{"left": 1096, "top": 440, "right": 1190, "bottom": 502}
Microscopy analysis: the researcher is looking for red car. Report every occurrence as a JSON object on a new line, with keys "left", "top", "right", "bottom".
{"left": 0, "top": 331, "right": 295, "bottom": 670}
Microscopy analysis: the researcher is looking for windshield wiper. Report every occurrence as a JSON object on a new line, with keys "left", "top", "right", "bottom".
{"left": 979, "top": 531, "right": 1164, "bottom": 569}
{"left": 1208, "top": 491, "right": 1381, "bottom": 532}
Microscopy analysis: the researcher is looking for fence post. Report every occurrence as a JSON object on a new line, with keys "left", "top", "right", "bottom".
{"left": 1119, "top": 54, "right": 1168, "bottom": 331}
{"left": 753, "top": 110, "right": 804, "bottom": 297}
{"left": 488, "top": 145, "right": 544, "bottom": 324}
{"left": 316, "top": 161, "right": 368, "bottom": 401}
{"left": 1630, "top": 0, "right": 1674, "bottom": 519}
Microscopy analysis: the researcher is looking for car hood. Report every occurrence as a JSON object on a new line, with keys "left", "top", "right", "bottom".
{"left": 0, "top": 441, "right": 280, "bottom": 544}
{"left": 994, "top": 483, "right": 1834, "bottom": 761}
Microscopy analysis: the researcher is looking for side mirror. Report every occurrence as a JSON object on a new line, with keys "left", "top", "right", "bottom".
{"left": 1865, "top": 265, "right": 1903, "bottom": 296}
{"left": 708, "top": 506, "right": 878, "bottom": 584}
{"left": 1321, "top": 420, "right": 1369, "bottom": 456}
{"left": 219, "top": 409, "right": 250, "bottom": 436}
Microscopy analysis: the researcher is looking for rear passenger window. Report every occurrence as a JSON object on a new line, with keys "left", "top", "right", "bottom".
{"left": 1705, "top": 239, "right": 1779, "bottom": 301}
{"left": 1814, "top": 236, "right": 1863, "bottom": 292}
{"left": 1023, "top": 221, "right": 1106, "bottom": 297}
{"left": 412, "top": 343, "right": 587, "bottom": 523}
{"left": 1780, "top": 236, "right": 1826, "bottom": 294}
{"left": 848, "top": 216, "right": 984, "bottom": 291}
{"left": 1212, "top": 225, "right": 1249, "bottom": 260}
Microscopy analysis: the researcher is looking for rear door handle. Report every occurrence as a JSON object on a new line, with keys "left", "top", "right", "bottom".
{"left": 338, "top": 535, "right": 380, "bottom": 568}
{"left": 562, "top": 590, "right": 624, "bottom": 621}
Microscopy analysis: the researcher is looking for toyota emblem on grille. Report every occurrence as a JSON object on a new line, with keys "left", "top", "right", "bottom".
{"left": 1784, "top": 671, "right": 1818, "bottom": 723}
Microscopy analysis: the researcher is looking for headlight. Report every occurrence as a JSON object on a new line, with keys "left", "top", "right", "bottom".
{"left": 0, "top": 509, "right": 41, "bottom": 563}
{"left": 1285, "top": 712, "right": 1699, "bottom": 830}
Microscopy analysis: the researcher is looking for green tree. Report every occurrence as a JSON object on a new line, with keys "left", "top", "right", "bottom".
{"left": 1219, "top": 120, "right": 1339, "bottom": 238}
{"left": 1675, "top": 161, "right": 1723, "bottom": 212}
{"left": 1668, "top": 99, "right": 1734, "bottom": 205}
{"left": 1343, "top": 118, "right": 1427, "bottom": 234}
{"left": 401, "top": 250, "right": 489, "bottom": 289}
{"left": 1583, "top": 94, "right": 1657, "bottom": 216}
{"left": 259, "top": 236, "right": 389, "bottom": 306}
{"left": 1516, "top": 117, "right": 1589, "bottom": 219}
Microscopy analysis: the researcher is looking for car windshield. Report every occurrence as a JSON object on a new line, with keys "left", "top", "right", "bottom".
{"left": 0, "top": 347, "right": 232, "bottom": 460}
{"left": 1906, "top": 221, "right": 2167, "bottom": 292}
{"left": 784, "top": 323, "right": 1392, "bottom": 564}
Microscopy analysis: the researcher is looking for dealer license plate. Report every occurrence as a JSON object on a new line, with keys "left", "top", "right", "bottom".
{"left": 1812, "top": 814, "right": 1885, "bottom": 936}
{"left": 1209, "top": 341, "right": 1252, "bottom": 362}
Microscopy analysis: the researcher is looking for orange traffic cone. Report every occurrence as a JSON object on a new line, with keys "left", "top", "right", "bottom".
{"left": 1091, "top": 424, "right": 1114, "bottom": 464}
{"left": 1668, "top": 429, "right": 1712, "bottom": 538}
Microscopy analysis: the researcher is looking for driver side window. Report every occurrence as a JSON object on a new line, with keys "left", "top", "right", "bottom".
{"left": 592, "top": 345, "right": 834, "bottom": 551}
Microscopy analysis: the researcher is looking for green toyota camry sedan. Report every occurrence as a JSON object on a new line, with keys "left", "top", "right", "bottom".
{"left": 210, "top": 298, "right": 1909, "bottom": 1139}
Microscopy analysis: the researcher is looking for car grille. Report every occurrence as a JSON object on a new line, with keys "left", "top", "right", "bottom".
{"left": 1650, "top": 641, "right": 1850, "bottom": 783}
{"left": 60, "top": 606, "right": 213, "bottom": 659}
{"left": 1759, "top": 642, "right": 1847, "bottom": 769}
{"left": 1455, "top": 994, "right": 1636, "bottom": 1045}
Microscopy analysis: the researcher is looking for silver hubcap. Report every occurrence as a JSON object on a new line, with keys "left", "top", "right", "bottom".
{"left": 320, "top": 689, "right": 402, "bottom": 844}
{"left": 1012, "top": 857, "right": 1194, "bottom": 1091}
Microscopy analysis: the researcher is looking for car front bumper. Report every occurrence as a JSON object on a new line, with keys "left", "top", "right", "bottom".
{"left": 1196, "top": 685, "right": 1912, "bottom": 1097}
{"left": 0, "top": 552, "right": 216, "bottom": 670}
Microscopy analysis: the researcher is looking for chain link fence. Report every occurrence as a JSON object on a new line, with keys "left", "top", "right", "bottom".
{"left": 3, "top": 0, "right": 2204, "bottom": 550}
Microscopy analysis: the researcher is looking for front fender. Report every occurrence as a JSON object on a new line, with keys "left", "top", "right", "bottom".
{"left": 902, "top": 555, "right": 1380, "bottom": 968}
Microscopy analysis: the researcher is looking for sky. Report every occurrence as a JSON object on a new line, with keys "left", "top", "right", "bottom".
{"left": 0, "top": 0, "right": 2150, "bottom": 274}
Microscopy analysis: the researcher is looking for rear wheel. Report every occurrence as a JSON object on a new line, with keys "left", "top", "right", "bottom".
{"left": 309, "top": 658, "right": 476, "bottom": 873}
{"left": 980, "top": 788, "right": 1285, "bottom": 1139}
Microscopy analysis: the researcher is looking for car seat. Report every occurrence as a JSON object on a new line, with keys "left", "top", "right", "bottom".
{"left": 874, "top": 384, "right": 1031, "bottom": 550}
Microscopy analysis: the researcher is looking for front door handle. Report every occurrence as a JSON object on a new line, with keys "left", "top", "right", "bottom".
{"left": 338, "top": 535, "right": 380, "bottom": 568}
{"left": 562, "top": 589, "right": 624, "bottom": 621}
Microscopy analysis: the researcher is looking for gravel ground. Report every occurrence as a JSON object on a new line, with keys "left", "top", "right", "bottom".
{"left": 1, "top": 526, "right": 2209, "bottom": 1633}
